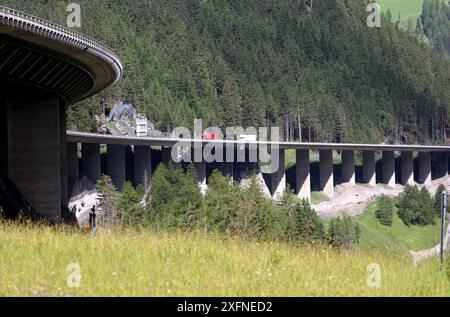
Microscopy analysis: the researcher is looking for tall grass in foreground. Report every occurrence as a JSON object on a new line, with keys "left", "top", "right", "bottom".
{"left": 0, "top": 221, "right": 448, "bottom": 297}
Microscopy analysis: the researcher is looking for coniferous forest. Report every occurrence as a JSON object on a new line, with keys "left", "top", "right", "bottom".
{"left": 4, "top": 0, "right": 450, "bottom": 144}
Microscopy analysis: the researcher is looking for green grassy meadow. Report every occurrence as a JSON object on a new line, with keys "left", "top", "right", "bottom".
{"left": 377, "top": 0, "right": 424, "bottom": 21}
{"left": 356, "top": 201, "right": 441, "bottom": 255}
{"left": 0, "top": 220, "right": 449, "bottom": 296}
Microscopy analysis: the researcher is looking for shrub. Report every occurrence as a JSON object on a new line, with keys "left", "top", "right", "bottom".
{"left": 236, "top": 175, "right": 280, "bottom": 240}
{"left": 149, "top": 163, "right": 202, "bottom": 229}
{"left": 327, "top": 215, "right": 359, "bottom": 250}
{"left": 398, "top": 185, "right": 436, "bottom": 226}
{"left": 279, "top": 190, "right": 324, "bottom": 243}
{"left": 375, "top": 195, "right": 393, "bottom": 226}
{"left": 118, "top": 182, "right": 146, "bottom": 227}
{"left": 434, "top": 184, "right": 447, "bottom": 218}
{"left": 201, "top": 170, "right": 240, "bottom": 234}
{"left": 96, "top": 174, "right": 119, "bottom": 228}
{"left": 398, "top": 185, "right": 421, "bottom": 226}
{"left": 418, "top": 187, "right": 435, "bottom": 225}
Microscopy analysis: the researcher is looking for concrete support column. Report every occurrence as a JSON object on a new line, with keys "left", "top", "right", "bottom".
{"left": 194, "top": 160, "right": 207, "bottom": 195}
{"left": 0, "top": 97, "right": 7, "bottom": 179}
{"left": 296, "top": 149, "right": 310, "bottom": 201}
{"left": 67, "top": 142, "right": 79, "bottom": 196}
{"left": 218, "top": 161, "right": 234, "bottom": 180}
{"left": 418, "top": 152, "right": 431, "bottom": 186}
{"left": 134, "top": 145, "right": 152, "bottom": 191}
{"left": 341, "top": 150, "right": 355, "bottom": 185}
{"left": 431, "top": 152, "right": 448, "bottom": 179}
{"left": 269, "top": 148, "right": 286, "bottom": 199}
{"left": 319, "top": 150, "right": 334, "bottom": 197}
{"left": 400, "top": 151, "right": 414, "bottom": 185}
{"left": 81, "top": 143, "right": 101, "bottom": 183}
{"left": 7, "top": 94, "right": 64, "bottom": 222}
{"left": 161, "top": 146, "right": 173, "bottom": 166}
{"left": 107, "top": 144, "right": 125, "bottom": 190}
{"left": 362, "top": 150, "right": 376, "bottom": 185}
{"left": 382, "top": 151, "right": 396, "bottom": 186}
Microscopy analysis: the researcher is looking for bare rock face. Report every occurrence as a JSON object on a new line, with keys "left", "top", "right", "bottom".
{"left": 96, "top": 102, "right": 157, "bottom": 137}
{"left": 69, "top": 176, "right": 100, "bottom": 227}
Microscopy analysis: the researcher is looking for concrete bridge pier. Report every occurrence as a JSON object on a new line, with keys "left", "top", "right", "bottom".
{"left": 400, "top": 151, "right": 414, "bottom": 185}
{"left": 217, "top": 157, "right": 234, "bottom": 181}
{"left": 161, "top": 146, "right": 174, "bottom": 166}
{"left": 0, "top": 98, "right": 7, "bottom": 179}
{"left": 134, "top": 145, "right": 152, "bottom": 190}
{"left": 319, "top": 150, "right": 334, "bottom": 197}
{"left": 81, "top": 143, "right": 101, "bottom": 183}
{"left": 382, "top": 151, "right": 396, "bottom": 186}
{"left": 362, "top": 150, "right": 376, "bottom": 185}
{"left": 194, "top": 160, "right": 207, "bottom": 195}
{"left": 341, "top": 150, "right": 355, "bottom": 185}
{"left": 67, "top": 142, "right": 79, "bottom": 196}
{"left": 106, "top": 144, "right": 126, "bottom": 190}
{"left": 6, "top": 93, "right": 66, "bottom": 222}
{"left": 418, "top": 152, "right": 432, "bottom": 186}
{"left": 296, "top": 149, "right": 310, "bottom": 201}
{"left": 269, "top": 149, "right": 286, "bottom": 199}
{"left": 431, "top": 152, "right": 448, "bottom": 179}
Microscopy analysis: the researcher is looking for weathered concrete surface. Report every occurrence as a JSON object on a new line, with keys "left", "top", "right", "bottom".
{"left": 6, "top": 94, "right": 64, "bottom": 222}
{"left": 296, "top": 149, "right": 310, "bottom": 201}
{"left": 362, "top": 150, "right": 376, "bottom": 185}
{"left": 107, "top": 144, "right": 125, "bottom": 190}
{"left": 67, "top": 142, "right": 79, "bottom": 197}
{"left": 269, "top": 149, "right": 286, "bottom": 199}
{"left": 341, "top": 150, "right": 355, "bottom": 185}
{"left": 319, "top": 150, "right": 334, "bottom": 197}
{"left": 134, "top": 145, "right": 151, "bottom": 190}
{"left": 382, "top": 151, "right": 395, "bottom": 186}
{"left": 400, "top": 151, "right": 414, "bottom": 185}
{"left": 418, "top": 152, "right": 432, "bottom": 186}
{"left": 81, "top": 143, "right": 101, "bottom": 183}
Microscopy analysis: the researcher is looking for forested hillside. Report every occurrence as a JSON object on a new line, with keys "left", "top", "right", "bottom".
{"left": 3, "top": 0, "right": 450, "bottom": 144}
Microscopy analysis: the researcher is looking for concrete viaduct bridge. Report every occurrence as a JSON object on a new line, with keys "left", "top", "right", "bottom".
{"left": 67, "top": 131, "right": 450, "bottom": 200}
{"left": 1, "top": 7, "right": 450, "bottom": 223}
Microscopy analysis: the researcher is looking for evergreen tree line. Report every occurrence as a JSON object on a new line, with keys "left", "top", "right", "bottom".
{"left": 375, "top": 183, "right": 448, "bottom": 227}
{"left": 96, "top": 164, "right": 360, "bottom": 249}
{"left": 4, "top": 0, "right": 450, "bottom": 144}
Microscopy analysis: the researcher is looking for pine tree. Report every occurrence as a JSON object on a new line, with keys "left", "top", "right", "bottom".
{"left": 375, "top": 195, "right": 393, "bottom": 226}
{"left": 434, "top": 183, "right": 448, "bottom": 217}
{"left": 96, "top": 174, "right": 120, "bottom": 228}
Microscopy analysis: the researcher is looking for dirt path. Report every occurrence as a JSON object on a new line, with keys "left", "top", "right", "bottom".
{"left": 410, "top": 222, "right": 450, "bottom": 266}
{"left": 312, "top": 176, "right": 450, "bottom": 218}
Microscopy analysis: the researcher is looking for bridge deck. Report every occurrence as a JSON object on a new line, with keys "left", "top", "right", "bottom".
{"left": 67, "top": 131, "right": 450, "bottom": 152}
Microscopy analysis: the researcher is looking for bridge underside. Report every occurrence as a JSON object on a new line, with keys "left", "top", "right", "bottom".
{"left": 0, "top": 80, "right": 66, "bottom": 222}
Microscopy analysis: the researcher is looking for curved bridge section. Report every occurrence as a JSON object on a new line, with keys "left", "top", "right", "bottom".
{"left": 0, "top": 6, "right": 122, "bottom": 222}
{"left": 0, "top": 6, "right": 122, "bottom": 104}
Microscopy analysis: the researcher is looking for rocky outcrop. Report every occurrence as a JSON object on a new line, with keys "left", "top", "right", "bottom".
{"left": 69, "top": 176, "right": 100, "bottom": 227}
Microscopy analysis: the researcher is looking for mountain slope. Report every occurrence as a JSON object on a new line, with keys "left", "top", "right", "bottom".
{"left": 3, "top": 0, "right": 450, "bottom": 144}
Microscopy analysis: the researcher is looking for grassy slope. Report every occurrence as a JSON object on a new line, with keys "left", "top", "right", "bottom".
{"left": 356, "top": 201, "right": 441, "bottom": 255}
{"left": 0, "top": 222, "right": 448, "bottom": 296}
{"left": 377, "top": 0, "right": 424, "bottom": 21}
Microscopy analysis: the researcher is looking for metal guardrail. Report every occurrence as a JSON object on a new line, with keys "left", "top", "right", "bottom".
{"left": 0, "top": 5, "right": 122, "bottom": 81}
